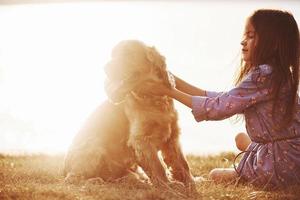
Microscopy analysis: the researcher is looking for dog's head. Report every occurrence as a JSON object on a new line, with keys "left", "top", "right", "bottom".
{"left": 104, "top": 40, "right": 175, "bottom": 103}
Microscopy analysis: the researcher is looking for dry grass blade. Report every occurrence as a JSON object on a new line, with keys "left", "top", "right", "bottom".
{"left": 1, "top": 152, "right": 300, "bottom": 200}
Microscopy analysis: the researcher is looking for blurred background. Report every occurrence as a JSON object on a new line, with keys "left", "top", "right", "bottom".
{"left": 0, "top": 0, "right": 299, "bottom": 155}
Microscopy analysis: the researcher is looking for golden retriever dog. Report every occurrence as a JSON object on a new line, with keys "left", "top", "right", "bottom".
{"left": 63, "top": 40, "right": 195, "bottom": 193}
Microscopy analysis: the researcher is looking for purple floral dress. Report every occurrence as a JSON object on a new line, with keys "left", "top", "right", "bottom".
{"left": 191, "top": 64, "right": 300, "bottom": 188}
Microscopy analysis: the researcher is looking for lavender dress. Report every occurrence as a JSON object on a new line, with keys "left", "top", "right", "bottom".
{"left": 191, "top": 64, "right": 300, "bottom": 188}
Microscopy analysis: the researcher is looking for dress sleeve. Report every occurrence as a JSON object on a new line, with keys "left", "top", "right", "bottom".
{"left": 192, "top": 65, "right": 273, "bottom": 122}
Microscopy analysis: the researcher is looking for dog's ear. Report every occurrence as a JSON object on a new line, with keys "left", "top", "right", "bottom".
{"left": 146, "top": 46, "right": 175, "bottom": 88}
{"left": 146, "top": 46, "right": 166, "bottom": 70}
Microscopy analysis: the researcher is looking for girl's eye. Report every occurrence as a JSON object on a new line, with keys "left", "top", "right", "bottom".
{"left": 247, "top": 32, "right": 255, "bottom": 38}
{"left": 243, "top": 31, "right": 255, "bottom": 39}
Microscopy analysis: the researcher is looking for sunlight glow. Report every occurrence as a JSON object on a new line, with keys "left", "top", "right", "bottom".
{"left": 0, "top": 1, "right": 299, "bottom": 154}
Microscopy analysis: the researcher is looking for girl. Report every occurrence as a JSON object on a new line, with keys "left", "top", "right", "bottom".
{"left": 148, "top": 9, "right": 300, "bottom": 189}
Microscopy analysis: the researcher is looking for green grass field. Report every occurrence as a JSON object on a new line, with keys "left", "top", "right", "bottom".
{"left": 0, "top": 152, "right": 299, "bottom": 200}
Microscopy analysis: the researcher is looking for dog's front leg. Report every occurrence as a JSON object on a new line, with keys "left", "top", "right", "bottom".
{"left": 161, "top": 139, "right": 196, "bottom": 194}
{"left": 128, "top": 137, "right": 169, "bottom": 186}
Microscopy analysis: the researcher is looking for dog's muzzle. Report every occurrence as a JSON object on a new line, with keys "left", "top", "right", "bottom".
{"left": 104, "top": 73, "right": 141, "bottom": 104}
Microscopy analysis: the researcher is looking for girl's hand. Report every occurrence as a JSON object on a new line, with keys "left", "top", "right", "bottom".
{"left": 137, "top": 82, "right": 193, "bottom": 108}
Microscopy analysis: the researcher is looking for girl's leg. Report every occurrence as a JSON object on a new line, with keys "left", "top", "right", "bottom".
{"left": 235, "top": 132, "right": 251, "bottom": 151}
{"left": 209, "top": 132, "right": 251, "bottom": 183}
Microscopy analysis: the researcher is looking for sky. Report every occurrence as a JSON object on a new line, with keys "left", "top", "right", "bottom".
{"left": 0, "top": 0, "right": 299, "bottom": 155}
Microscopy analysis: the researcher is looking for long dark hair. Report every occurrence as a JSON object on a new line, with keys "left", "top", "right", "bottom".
{"left": 235, "top": 9, "right": 300, "bottom": 129}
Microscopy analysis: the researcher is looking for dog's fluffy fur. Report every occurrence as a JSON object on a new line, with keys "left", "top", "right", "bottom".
{"left": 63, "top": 40, "right": 195, "bottom": 191}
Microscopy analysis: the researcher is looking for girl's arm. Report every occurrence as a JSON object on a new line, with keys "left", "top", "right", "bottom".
{"left": 168, "top": 88, "right": 193, "bottom": 108}
{"left": 173, "top": 74, "right": 206, "bottom": 96}
{"left": 190, "top": 65, "right": 274, "bottom": 122}
{"left": 163, "top": 65, "right": 273, "bottom": 122}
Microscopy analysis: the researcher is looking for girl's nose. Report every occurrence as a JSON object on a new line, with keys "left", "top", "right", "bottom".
{"left": 241, "top": 38, "right": 246, "bottom": 46}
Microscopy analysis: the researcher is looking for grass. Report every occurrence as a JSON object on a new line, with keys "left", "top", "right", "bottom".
{"left": 0, "top": 152, "right": 299, "bottom": 200}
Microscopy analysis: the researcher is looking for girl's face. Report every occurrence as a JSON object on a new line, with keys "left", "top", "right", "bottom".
{"left": 241, "top": 21, "right": 256, "bottom": 64}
